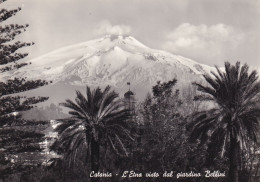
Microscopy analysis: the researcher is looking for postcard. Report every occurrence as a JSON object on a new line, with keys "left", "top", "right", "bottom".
{"left": 0, "top": 1, "right": 259, "bottom": 182}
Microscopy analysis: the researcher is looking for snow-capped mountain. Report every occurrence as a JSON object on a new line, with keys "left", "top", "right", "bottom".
{"left": 3, "top": 35, "right": 215, "bottom": 102}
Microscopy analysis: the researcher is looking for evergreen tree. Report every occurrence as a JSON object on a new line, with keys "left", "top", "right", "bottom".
{"left": 0, "top": 1, "right": 49, "bottom": 177}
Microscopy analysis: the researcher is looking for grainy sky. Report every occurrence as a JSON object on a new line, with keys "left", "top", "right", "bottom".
{"left": 2, "top": 0, "right": 260, "bottom": 68}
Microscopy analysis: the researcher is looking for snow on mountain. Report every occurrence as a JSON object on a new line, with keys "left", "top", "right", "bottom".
{"left": 3, "top": 35, "right": 216, "bottom": 102}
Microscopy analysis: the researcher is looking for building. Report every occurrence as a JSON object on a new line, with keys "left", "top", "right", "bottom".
{"left": 124, "top": 90, "right": 136, "bottom": 115}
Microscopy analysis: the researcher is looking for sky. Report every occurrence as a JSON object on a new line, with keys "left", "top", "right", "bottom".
{"left": 2, "top": 0, "right": 260, "bottom": 68}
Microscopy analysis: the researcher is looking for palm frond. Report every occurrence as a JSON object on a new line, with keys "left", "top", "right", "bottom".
{"left": 55, "top": 85, "right": 135, "bottom": 167}
{"left": 190, "top": 61, "right": 260, "bottom": 158}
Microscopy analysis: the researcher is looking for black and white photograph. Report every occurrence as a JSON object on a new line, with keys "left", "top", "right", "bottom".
{"left": 0, "top": 0, "right": 260, "bottom": 182}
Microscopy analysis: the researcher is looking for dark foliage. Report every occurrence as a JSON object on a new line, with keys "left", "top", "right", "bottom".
{"left": 189, "top": 62, "right": 260, "bottom": 182}
{"left": 50, "top": 86, "right": 136, "bottom": 181}
{"left": 136, "top": 79, "right": 211, "bottom": 181}
{"left": 0, "top": 0, "right": 49, "bottom": 178}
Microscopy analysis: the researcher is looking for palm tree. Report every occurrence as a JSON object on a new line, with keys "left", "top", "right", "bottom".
{"left": 51, "top": 86, "right": 134, "bottom": 175}
{"left": 190, "top": 62, "right": 260, "bottom": 182}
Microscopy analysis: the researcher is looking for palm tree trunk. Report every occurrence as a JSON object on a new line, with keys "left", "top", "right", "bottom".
{"left": 229, "top": 136, "right": 239, "bottom": 182}
{"left": 91, "top": 138, "right": 100, "bottom": 182}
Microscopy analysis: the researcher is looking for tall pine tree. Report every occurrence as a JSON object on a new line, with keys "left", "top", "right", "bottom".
{"left": 0, "top": 1, "right": 49, "bottom": 177}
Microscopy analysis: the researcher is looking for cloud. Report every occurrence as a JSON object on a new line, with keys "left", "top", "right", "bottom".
{"left": 162, "top": 23, "right": 244, "bottom": 64}
{"left": 95, "top": 20, "right": 132, "bottom": 36}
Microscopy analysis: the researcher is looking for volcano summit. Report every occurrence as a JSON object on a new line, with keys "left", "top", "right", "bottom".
{"left": 3, "top": 35, "right": 215, "bottom": 102}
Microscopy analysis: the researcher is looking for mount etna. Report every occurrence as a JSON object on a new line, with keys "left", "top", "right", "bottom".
{"left": 2, "top": 34, "right": 216, "bottom": 106}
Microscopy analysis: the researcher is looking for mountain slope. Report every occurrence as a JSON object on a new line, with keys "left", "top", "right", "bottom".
{"left": 2, "top": 35, "right": 215, "bottom": 103}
